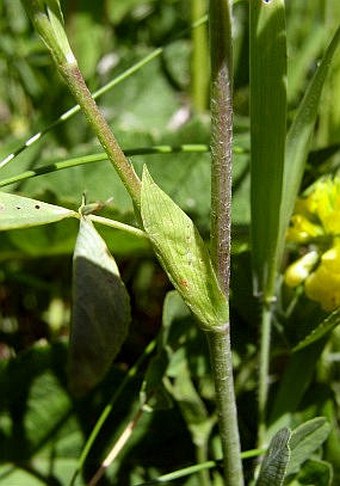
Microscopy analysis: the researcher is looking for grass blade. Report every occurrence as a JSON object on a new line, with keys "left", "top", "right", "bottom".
{"left": 278, "top": 27, "right": 340, "bottom": 263}
{"left": 249, "top": 0, "right": 287, "bottom": 300}
{"left": 249, "top": 0, "right": 287, "bottom": 445}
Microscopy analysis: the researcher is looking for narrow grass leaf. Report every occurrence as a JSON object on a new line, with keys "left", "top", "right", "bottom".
{"left": 249, "top": 0, "right": 287, "bottom": 298}
{"left": 141, "top": 166, "right": 228, "bottom": 331}
{"left": 69, "top": 216, "right": 130, "bottom": 396}
{"left": 278, "top": 27, "right": 340, "bottom": 262}
{"left": 288, "top": 25, "right": 325, "bottom": 104}
{"left": 255, "top": 427, "right": 291, "bottom": 486}
{"left": 287, "top": 417, "right": 331, "bottom": 476}
{"left": 0, "top": 191, "right": 76, "bottom": 230}
{"left": 293, "top": 307, "right": 340, "bottom": 352}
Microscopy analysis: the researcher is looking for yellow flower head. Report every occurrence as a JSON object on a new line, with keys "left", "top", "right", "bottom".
{"left": 285, "top": 177, "right": 340, "bottom": 311}
{"left": 287, "top": 178, "right": 340, "bottom": 243}
{"left": 305, "top": 241, "right": 340, "bottom": 311}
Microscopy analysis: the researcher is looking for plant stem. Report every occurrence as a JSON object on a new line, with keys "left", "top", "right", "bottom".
{"left": 196, "top": 442, "right": 211, "bottom": 486}
{"left": 21, "top": 2, "right": 142, "bottom": 211}
{"left": 209, "top": 1, "right": 233, "bottom": 290}
{"left": 207, "top": 329, "right": 244, "bottom": 485}
{"left": 258, "top": 302, "right": 272, "bottom": 446}
{"left": 191, "top": 0, "right": 209, "bottom": 112}
{"left": 208, "top": 1, "right": 244, "bottom": 485}
{"left": 61, "top": 63, "right": 142, "bottom": 211}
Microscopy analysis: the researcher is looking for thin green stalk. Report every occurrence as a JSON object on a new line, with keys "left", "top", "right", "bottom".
{"left": 209, "top": 0, "right": 244, "bottom": 485}
{"left": 60, "top": 63, "right": 141, "bottom": 210}
{"left": 134, "top": 444, "right": 266, "bottom": 485}
{"left": 70, "top": 339, "right": 157, "bottom": 486}
{"left": 258, "top": 303, "right": 272, "bottom": 445}
{"left": 191, "top": 0, "right": 209, "bottom": 112}
{"left": 0, "top": 48, "right": 162, "bottom": 170}
{"left": 88, "top": 404, "right": 145, "bottom": 486}
{"left": 0, "top": 15, "right": 208, "bottom": 170}
{"left": 0, "top": 145, "right": 209, "bottom": 189}
{"left": 88, "top": 215, "right": 147, "bottom": 240}
{"left": 21, "top": 1, "right": 141, "bottom": 211}
{"left": 195, "top": 442, "right": 211, "bottom": 486}
{"left": 207, "top": 329, "right": 243, "bottom": 486}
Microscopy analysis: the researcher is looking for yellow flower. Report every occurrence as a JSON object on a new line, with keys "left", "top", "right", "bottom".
{"left": 285, "top": 177, "right": 340, "bottom": 311}
{"left": 305, "top": 241, "right": 340, "bottom": 311}
{"left": 284, "top": 251, "right": 318, "bottom": 288}
{"left": 287, "top": 178, "right": 340, "bottom": 244}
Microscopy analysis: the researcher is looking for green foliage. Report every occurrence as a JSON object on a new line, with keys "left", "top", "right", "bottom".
{"left": 141, "top": 166, "right": 229, "bottom": 331}
{"left": 287, "top": 418, "right": 331, "bottom": 477}
{"left": 0, "top": 191, "right": 76, "bottom": 230}
{"left": 256, "top": 427, "right": 291, "bottom": 486}
{"left": 256, "top": 419, "right": 331, "bottom": 486}
{"left": 0, "top": 0, "right": 340, "bottom": 484}
{"left": 69, "top": 216, "right": 131, "bottom": 396}
{"left": 249, "top": 0, "right": 287, "bottom": 298}
{"left": 21, "top": 0, "right": 75, "bottom": 66}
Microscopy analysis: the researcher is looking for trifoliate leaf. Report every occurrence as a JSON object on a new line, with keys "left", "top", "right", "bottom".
{"left": 69, "top": 216, "right": 130, "bottom": 396}
{"left": 141, "top": 166, "right": 228, "bottom": 331}
{"left": 0, "top": 191, "right": 76, "bottom": 230}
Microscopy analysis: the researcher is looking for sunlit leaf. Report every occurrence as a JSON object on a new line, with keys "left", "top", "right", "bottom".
{"left": 141, "top": 166, "right": 228, "bottom": 331}
{"left": 0, "top": 192, "right": 76, "bottom": 230}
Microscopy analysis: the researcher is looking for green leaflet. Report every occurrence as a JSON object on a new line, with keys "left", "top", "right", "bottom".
{"left": 256, "top": 418, "right": 331, "bottom": 485}
{"left": 69, "top": 216, "right": 131, "bottom": 396}
{"left": 293, "top": 307, "right": 340, "bottom": 353}
{"left": 287, "top": 417, "right": 331, "bottom": 476}
{"left": 141, "top": 166, "right": 228, "bottom": 332}
{"left": 256, "top": 427, "right": 291, "bottom": 486}
{"left": 0, "top": 191, "right": 76, "bottom": 230}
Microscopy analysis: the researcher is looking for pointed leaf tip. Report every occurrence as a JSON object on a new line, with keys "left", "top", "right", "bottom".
{"left": 141, "top": 166, "right": 229, "bottom": 331}
{"left": 0, "top": 192, "right": 76, "bottom": 230}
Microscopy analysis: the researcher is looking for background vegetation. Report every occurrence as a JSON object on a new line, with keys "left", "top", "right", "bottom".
{"left": 0, "top": 0, "right": 339, "bottom": 484}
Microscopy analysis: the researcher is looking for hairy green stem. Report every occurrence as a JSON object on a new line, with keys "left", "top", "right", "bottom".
{"left": 61, "top": 63, "right": 141, "bottom": 210}
{"left": 210, "top": 3, "right": 233, "bottom": 290}
{"left": 207, "top": 329, "right": 244, "bottom": 485}
{"left": 21, "top": 1, "right": 141, "bottom": 210}
{"left": 208, "top": 0, "right": 244, "bottom": 485}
